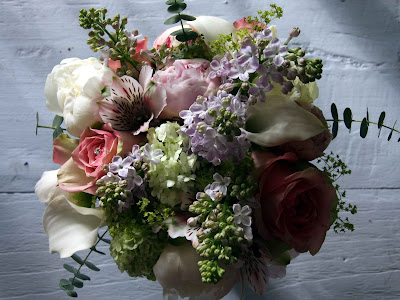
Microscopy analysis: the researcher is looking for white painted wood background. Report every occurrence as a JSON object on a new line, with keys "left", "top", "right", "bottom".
{"left": 0, "top": 0, "right": 399, "bottom": 299}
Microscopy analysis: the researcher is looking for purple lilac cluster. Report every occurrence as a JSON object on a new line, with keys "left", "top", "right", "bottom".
{"left": 179, "top": 92, "right": 250, "bottom": 166}
{"left": 209, "top": 28, "right": 298, "bottom": 104}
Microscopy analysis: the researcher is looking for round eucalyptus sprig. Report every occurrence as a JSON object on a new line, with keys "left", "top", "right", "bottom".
{"left": 164, "top": 0, "right": 198, "bottom": 44}
{"left": 79, "top": 7, "right": 141, "bottom": 76}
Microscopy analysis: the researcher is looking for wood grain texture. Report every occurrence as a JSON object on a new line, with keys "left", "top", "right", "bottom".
{"left": 0, "top": 0, "right": 399, "bottom": 299}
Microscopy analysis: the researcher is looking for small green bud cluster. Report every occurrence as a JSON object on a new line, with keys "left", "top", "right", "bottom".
{"left": 286, "top": 47, "right": 323, "bottom": 83}
{"left": 79, "top": 7, "right": 140, "bottom": 77}
{"left": 96, "top": 180, "right": 131, "bottom": 220}
{"left": 198, "top": 259, "right": 225, "bottom": 284}
{"left": 229, "top": 175, "right": 257, "bottom": 201}
{"left": 209, "top": 105, "right": 242, "bottom": 142}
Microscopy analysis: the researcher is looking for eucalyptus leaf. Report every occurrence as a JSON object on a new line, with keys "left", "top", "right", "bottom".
{"left": 85, "top": 261, "right": 100, "bottom": 271}
{"left": 332, "top": 120, "right": 338, "bottom": 139}
{"left": 164, "top": 15, "right": 181, "bottom": 25}
{"left": 378, "top": 111, "right": 385, "bottom": 137}
{"left": 166, "top": 0, "right": 184, "bottom": 4}
{"left": 92, "top": 247, "right": 106, "bottom": 255}
{"left": 59, "top": 279, "right": 74, "bottom": 291}
{"left": 98, "top": 234, "right": 111, "bottom": 244}
{"left": 75, "top": 273, "right": 91, "bottom": 281}
{"left": 176, "top": 30, "right": 198, "bottom": 42}
{"left": 71, "top": 254, "right": 84, "bottom": 265}
{"left": 167, "top": 2, "right": 187, "bottom": 14}
{"left": 63, "top": 264, "right": 78, "bottom": 274}
{"left": 53, "top": 126, "right": 63, "bottom": 141}
{"left": 388, "top": 120, "right": 396, "bottom": 141}
{"left": 35, "top": 112, "right": 39, "bottom": 135}
{"left": 179, "top": 14, "right": 196, "bottom": 21}
{"left": 331, "top": 103, "right": 338, "bottom": 121}
{"left": 343, "top": 108, "right": 352, "bottom": 130}
{"left": 52, "top": 115, "right": 64, "bottom": 128}
{"left": 360, "top": 118, "right": 368, "bottom": 138}
{"left": 70, "top": 278, "right": 84, "bottom": 288}
{"left": 67, "top": 290, "right": 78, "bottom": 298}
{"left": 170, "top": 28, "right": 192, "bottom": 36}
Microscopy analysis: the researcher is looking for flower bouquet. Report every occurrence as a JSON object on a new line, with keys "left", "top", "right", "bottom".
{"left": 35, "top": 1, "right": 399, "bottom": 299}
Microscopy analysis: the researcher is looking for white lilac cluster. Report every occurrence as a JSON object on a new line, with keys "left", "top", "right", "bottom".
{"left": 179, "top": 92, "right": 250, "bottom": 166}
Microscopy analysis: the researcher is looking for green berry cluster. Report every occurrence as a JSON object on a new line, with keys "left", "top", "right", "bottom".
{"left": 96, "top": 179, "right": 131, "bottom": 220}
{"left": 79, "top": 7, "right": 141, "bottom": 77}
{"left": 207, "top": 104, "right": 242, "bottom": 143}
{"left": 286, "top": 47, "right": 323, "bottom": 83}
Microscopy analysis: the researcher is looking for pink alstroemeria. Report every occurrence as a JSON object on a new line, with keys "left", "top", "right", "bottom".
{"left": 98, "top": 66, "right": 165, "bottom": 134}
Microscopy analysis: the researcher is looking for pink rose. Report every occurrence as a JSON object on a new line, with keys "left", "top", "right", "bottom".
{"left": 151, "top": 59, "right": 220, "bottom": 119}
{"left": 233, "top": 17, "right": 267, "bottom": 31}
{"left": 56, "top": 124, "right": 140, "bottom": 194}
{"left": 153, "top": 26, "right": 188, "bottom": 49}
{"left": 252, "top": 151, "right": 336, "bottom": 255}
{"left": 278, "top": 103, "right": 332, "bottom": 161}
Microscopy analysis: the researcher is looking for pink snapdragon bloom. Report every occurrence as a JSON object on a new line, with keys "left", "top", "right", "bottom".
{"left": 149, "top": 59, "right": 220, "bottom": 119}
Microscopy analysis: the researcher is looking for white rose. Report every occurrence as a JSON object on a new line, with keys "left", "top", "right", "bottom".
{"left": 35, "top": 170, "right": 104, "bottom": 258}
{"left": 44, "top": 57, "right": 115, "bottom": 137}
{"left": 153, "top": 244, "right": 240, "bottom": 299}
{"left": 187, "top": 16, "right": 237, "bottom": 43}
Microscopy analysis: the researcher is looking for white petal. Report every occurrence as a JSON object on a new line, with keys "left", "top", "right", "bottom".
{"left": 43, "top": 195, "right": 104, "bottom": 258}
{"left": 233, "top": 203, "right": 241, "bottom": 214}
{"left": 244, "top": 95, "right": 326, "bottom": 147}
{"left": 187, "top": 16, "right": 237, "bottom": 43}
{"left": 35, "top": 169, "right": 71, "bottom": 205}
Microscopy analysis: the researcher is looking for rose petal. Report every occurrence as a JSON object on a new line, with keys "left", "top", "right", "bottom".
{"left": 43, "top": 195, "right": 104, "bottom": 258}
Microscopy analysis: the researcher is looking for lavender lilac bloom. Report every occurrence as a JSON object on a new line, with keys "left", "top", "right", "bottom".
{"left": 179, "top": 92, "right": 250, "bottom": 166}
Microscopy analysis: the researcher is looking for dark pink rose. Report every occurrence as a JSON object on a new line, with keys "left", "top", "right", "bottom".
{"left": 233, "top": 17, "right": 267, "bottom": 31}
{"left": 252, "top": 151, "right": 336, "bottom": 255}
{"left": 151, "top": 59, "right": 220, "bottom": 119}
{"left": 278, "top": 103, "right": 332, "bottom": 161}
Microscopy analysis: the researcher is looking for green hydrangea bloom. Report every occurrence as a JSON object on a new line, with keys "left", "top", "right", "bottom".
{"left": 109, "top": 221, "right": 166, "bottom": 280}
{"left": 145, "top": 122, "right": 198, "bottom": 206}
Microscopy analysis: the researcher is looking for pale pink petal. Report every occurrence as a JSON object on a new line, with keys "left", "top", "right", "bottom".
{"left": 53, "top": 134, "right": 79, "bottom": 165}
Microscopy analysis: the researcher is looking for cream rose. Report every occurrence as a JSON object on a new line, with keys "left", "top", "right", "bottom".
{"left": 44, "top": 57, "right": 115, "bottom": 137}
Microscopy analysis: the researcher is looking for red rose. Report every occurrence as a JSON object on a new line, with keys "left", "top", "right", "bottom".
{"left": 252, "top": 151, "right": 336, "bottom": 255}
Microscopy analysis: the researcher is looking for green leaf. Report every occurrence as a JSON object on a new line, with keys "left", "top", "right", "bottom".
{"left": 332, "top": 120, "right": 338, "bottom": 139}
{"left": 331, "top": 103, "right": 338, "bottom": 121}
{"left": 170, "top": 27, "right": 192, "bottom": 36}
{"left": 71, "top": 192, "right": 93, "bottom": 208}
{"left": 52, "top": 115, "right": 64, "bottom": 128}
{"left": 71, "top": 254, "right": 84, "bottom": 265}
{"left": 59, "top": 279, "right": 74, "bottom": 291}
{"left": 343, "top": 108, "right": 352, "bottom": 130}
{"left": 388, "top": 120, "right": 397, "bottom": 141}
{"left": 67, "top": 290, "right": 78, "bottom": 298}
{"left": 366, "top": 108, "right": 369, "bottom": 122}
{"left": 166, "top": 0, "right": 184, "bottom": 4}
{"left": 69, "top": 278, "right": 84, "bottom": 288}
{"left": 167, "top": 2, "right": 187, "bottom": 14}
{"left": 35, "top": 112, "right": 39, "bottom": 135}
{"left": 91, "top": 247, "right": 106, "bottom": 255}
{"left": 179, "top": 14, "right": 196, "bottom": 21}
{"left": 378, "top": 111, "right": 385, "bottom": 137}
{"left": 98, "top": 234, "right": 111, "bottom": 244}
{"left": 85, "top": 261, "right": 100, "bottom": 271}
{"left": 75, "top": 272, "right": 91, "bottom": 281}
{"left": 63, "top": 264, "right": 78, "bottom": 274}
{"left": 53, "top": 126, "right": 63, "bottom": 141}
{"left": 164, "top": 15, "right": 181, "bottom": 25}
{"left": 175, "top": 30, "right": 198, "bottom": 42}
{"left": 360, "top": 118, "right": 368, "bottom": 138}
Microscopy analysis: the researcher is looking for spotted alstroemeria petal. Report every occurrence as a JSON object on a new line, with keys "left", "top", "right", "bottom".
{"left": 98, "top": 76, "right": 152, "bottom": 132}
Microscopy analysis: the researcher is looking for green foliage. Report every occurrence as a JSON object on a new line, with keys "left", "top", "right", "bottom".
{"left": 79, "top": 7, "right": 140, "bottom": 77}
{"left": 58, "top": 231, "right": 108, "bottom": 298}
{"left": 164, "top": 0, "right": 197, "bottom": 43}
{"left": 245, "top": 4, "right": 283, "bottom": 31}
{"left": 317, "top": 152, "right": 357, "bottom": 233}
{"left": 328, "top": 105, "right": 400, "bottom": 141}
